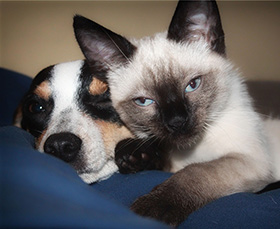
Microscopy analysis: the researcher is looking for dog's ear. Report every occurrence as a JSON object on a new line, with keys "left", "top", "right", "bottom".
{"left": 73, "top": 15, "right": 136, "bottom": 81}
{"left": 13, "top": 103, "right": 23, "bottom": 128}
{"left": 167, "top": 0, "right": 225, "bottom": 56}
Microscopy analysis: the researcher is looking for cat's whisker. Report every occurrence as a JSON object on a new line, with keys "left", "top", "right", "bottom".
{"left": 34, "top": 130, "right": 44, "bottom": 135}
{"left": 102, "top": 28, "right": 132, "bottom": 65}
{"left": 100, "top": 28, "right": 142, "bottom": 78}
{"left": 114, "top": 138, "right": 137, "bottom": 153}
{"left": 204, "top": 118, "right": 247, "bottom": 154}
{"left": 129, "top": 137, "right": 157, "bottom": 157}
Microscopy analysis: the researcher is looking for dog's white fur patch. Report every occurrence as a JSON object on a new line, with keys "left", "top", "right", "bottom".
{"left": 51, "top": 60, "right": 82, "bottom": 112}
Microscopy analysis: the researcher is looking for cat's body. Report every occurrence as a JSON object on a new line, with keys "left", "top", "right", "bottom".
{"left": 74, "top": 0, "right": 280, "bottom": 226}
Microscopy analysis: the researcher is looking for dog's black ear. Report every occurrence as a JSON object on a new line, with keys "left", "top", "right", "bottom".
{"left": 73, "top": 15, "right": 136, "bottom": 81}
{"left": 167, "top": 0, "right": 225, "bottom": 56}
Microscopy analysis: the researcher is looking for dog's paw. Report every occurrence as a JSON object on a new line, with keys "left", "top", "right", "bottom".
{"left": 130, "top": 181, "right": 189, "bottom": 227}
{"left": 115, "top": 138, "right": 164, "bottom": 174}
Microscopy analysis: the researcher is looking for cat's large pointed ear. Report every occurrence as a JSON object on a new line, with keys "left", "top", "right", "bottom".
{"left": 167, "top": 0, "right": 225, "bottom": 56}
{"left": 73, "top": 15, "right": 136, "bottom": 80}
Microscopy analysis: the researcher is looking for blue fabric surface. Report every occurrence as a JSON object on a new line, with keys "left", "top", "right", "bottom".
{"left": 183, "top": 190, "right": 280, "bottom": 228}
{"left": 1, "top": 126, "right": 280, "bottom": 228}
{"left": 0, "top": 126, "right": 167, "bottom": 228}
{"left": 1, "top": 67, "right": 280, "bottom": 228}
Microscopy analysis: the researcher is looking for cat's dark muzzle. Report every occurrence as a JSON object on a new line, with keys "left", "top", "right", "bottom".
{"left": 162, "top": 127, "right": 201, "bottom": 150}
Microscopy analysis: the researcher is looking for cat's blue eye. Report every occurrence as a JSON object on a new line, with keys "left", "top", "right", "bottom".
{"left": 185, "top": 77, "right": 202, "bottom": 93}
{"left": 134, "top": 97, "right": 155, "bottom": 107}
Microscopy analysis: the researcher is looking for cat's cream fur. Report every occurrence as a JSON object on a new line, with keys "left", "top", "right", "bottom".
{"left": 108, "top": 34, "right": 280, "bottom": 180}
{"left": 110, "top": 32, "right": 279, "bottom": 184}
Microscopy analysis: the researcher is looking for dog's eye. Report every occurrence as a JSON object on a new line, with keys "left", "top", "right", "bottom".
{"left": 29, "top": 102, "right": 45, "bottom": 114}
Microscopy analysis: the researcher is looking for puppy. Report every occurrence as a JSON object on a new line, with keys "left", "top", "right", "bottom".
{"left": 14, "top": 60, "right": 132, "bottom": 183}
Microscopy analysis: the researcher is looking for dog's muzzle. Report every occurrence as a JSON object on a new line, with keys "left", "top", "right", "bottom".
{"left": 44, "top": 132, "right": 82, "bottom": 162}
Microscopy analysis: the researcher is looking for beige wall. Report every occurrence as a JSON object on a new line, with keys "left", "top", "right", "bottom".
{"left": 1, "top": 1, "right": 280, "bottom": 81}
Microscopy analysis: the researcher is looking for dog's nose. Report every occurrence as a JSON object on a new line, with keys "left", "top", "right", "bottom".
{"left": 44, "top": 132, "right": 82, "bottom": 162}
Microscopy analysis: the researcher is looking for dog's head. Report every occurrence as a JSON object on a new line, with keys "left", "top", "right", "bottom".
{"left": 14, "top": 60, "right": 132, "bottom": 183}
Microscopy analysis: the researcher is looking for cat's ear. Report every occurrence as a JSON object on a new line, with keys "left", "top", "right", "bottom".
{"left": 167, "top": 0, "right": 225, "bottom": 56}
{"left": 73, "top": 15, "right": 136, "bottom": 80}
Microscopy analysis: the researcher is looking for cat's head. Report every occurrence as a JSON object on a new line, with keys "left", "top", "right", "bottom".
{"left": 74, "top": 0, "right": 237, "bottom": 149}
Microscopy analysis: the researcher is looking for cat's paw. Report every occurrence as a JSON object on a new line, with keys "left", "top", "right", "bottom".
{"left": 115, "top": 138, "right": 164, "bottom": 174}
{"left": 131, "top": 181, "right": 192, "bottom": 227}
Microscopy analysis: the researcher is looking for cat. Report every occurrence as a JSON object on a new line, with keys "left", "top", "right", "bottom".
{"left": 73, "top": 0, "right": 280, "bottom": 226}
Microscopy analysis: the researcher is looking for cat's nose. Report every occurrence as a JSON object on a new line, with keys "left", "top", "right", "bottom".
{"left": 166, "top": 116, "right": 188, "bottom": 132}
{"left": 44, "top": 132, "right": 82, "bottom": 162}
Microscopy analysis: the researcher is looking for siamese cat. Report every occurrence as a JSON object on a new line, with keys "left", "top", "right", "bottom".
{"left": 73, "top": 0, "right": 280, "bottom": 226}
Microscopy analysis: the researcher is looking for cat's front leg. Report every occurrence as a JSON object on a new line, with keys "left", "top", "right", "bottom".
{"left": 131, "top": 173, "right": 197, "bottom": 226}
{"left": 115, "top": 138, "right": 167, "bottom": 174}
{"left": 131, "top": 153, "right": 271, "bottom": 226}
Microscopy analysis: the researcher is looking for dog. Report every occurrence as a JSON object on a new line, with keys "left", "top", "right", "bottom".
{"left": 14, "top": 60, "right": 132, "bottom": 183}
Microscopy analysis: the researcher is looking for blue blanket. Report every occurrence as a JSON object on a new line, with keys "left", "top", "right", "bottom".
{"left": 1, "top": 68, "right": 280, "bottom": 228}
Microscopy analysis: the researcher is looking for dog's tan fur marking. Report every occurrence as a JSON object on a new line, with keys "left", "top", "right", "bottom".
{"left": 95, "top": 120, "right": 132, "bottom": 156}
{"left": 34, "top": 81, "right": 51, "bottom": 100}
{"left": 89, "top": 78, "right": 108, "bottom": 95}
{"left": 35, "top": 129, "right": 47, "bottom": 149}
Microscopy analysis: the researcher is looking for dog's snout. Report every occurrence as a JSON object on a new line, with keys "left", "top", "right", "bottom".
{"left": 44, "top": 133, "right": 82, "bottom": 162}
